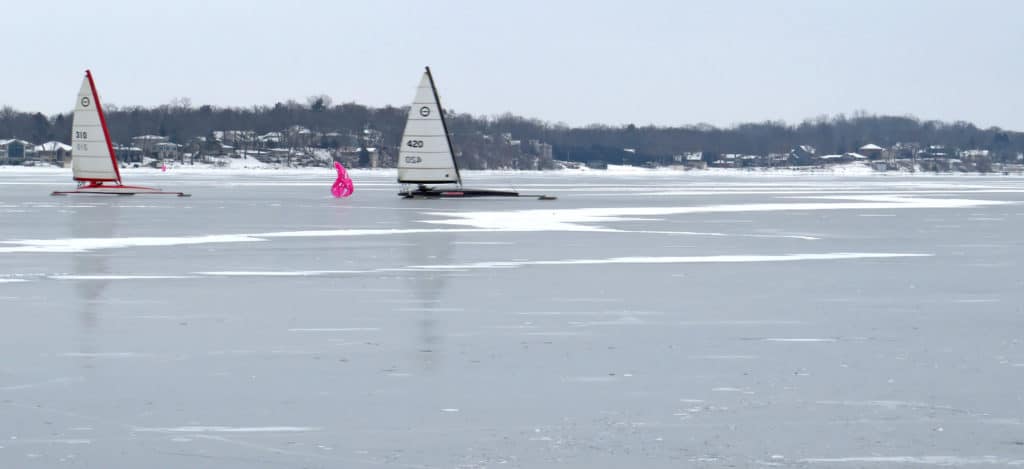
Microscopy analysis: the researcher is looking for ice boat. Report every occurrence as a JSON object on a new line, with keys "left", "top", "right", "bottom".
{"left": 397, "top": 67, "right": 554, "bottom": 200}
{"left": 52, "top": 70, "right": 189, "bottom": 197}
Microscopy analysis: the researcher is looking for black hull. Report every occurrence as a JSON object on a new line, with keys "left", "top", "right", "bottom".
{"left": 400, "top": 188, "right": 521, "bottom": 199}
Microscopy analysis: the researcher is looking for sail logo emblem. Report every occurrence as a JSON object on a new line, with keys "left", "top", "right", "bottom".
{"left": 81, "top": 97, "right": 91, "bottom": 107}
{"left": 419, "top": 106, "right": 430, "bottom": 117}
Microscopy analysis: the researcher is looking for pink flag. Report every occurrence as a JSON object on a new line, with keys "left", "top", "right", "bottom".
{"left": 331, "top": 162, "right": 354, "bottom": 198}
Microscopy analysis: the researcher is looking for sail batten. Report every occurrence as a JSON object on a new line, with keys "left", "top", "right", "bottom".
{"left": 397, "top": 67, "right": 461, "bottom": 185}
{"left": 71, "top": 70, "right": 119, "bottom": 182}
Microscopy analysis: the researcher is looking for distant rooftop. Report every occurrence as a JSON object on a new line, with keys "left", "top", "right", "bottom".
{"left": 34, "top": 141, "right": 72, "bottom": 152}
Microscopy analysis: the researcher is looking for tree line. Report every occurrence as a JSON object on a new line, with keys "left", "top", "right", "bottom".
{"left": 2, "top": 101, "right": 1021, "bottom": 168}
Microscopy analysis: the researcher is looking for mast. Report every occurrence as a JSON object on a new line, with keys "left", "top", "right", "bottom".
{"left": 84, "top": 70, "right": 121, "bottom": 183}
{"left": 424, "top": 66, "right": 462, "bottom": 186}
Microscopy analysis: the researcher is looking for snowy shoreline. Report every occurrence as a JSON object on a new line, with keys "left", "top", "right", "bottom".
{"left": 2, "top": 162, "right": 1021, "bottom": 178}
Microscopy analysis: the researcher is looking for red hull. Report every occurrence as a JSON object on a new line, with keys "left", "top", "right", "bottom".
{"left": 52, "top": 183, "right": 189, "bottom": 197}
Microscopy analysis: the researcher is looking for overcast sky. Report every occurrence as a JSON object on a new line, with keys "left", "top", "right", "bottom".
{"left": 5, "top": 0, "right": 1022, "bottom": 129}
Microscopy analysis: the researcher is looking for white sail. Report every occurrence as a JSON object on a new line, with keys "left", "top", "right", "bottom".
{"left": 397, "top": 68, "right": 460, "bottom": 185}
{"left": 71, "top": 72, "right": 119, "bottom": 182}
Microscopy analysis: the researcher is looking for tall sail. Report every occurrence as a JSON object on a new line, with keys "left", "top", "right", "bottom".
{"left": 397, "top": 67, "right": 461, "bottom": 185}
{"left": 71, "top": 71, "right": 120, "bottom": 182}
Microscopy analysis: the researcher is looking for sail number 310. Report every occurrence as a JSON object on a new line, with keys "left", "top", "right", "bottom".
{"left": 74, "top": 130, "right": 88, "bottom": 139}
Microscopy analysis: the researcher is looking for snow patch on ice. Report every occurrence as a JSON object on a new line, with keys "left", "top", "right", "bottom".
{"left": 678, "top": 320, "right": 804, "bottom": 326}
{"left": 815, "top": 400, "right": 968, "bottom": 414}
{"left": 690, "top": 355, "right": 759, "bottom": 360}
{"left": 712, "top": 387, "right": 754, "bottom": 394}
{"left": 526, "top": 331, "right": 590, "bottom": 336}
{"left": 563, "top": 376, "right": 619, "bottom": 383}
{"left": 57, "top": 352, "right": 154, "bottom": 358}
{"left": 0, "top": 195, "right": 1003, "bottom": 254}
{"left": 133, "top": 426, "right": 320, "bottom": 433}
{"left": 420, "top": 196, "right": 1012, "bottom": 232}
{"left": 402, "top": 252, "right": 931, "bottom": 271}
{"left": 50, "top": 275, "right": 194, "bottom": 280}
{"left": 8, "top": 438, "right": 91, "bottom": 445}
{"left": 762, "top": 338, "right": 837, "bottom": 343}
{"left": 287, "top": 328, "right": 379, "bottom": 332}
{"left": 195, "top": 268, "right": 360, "bottom": 276}
{"left": 0, "top": 234, "right": 265, "bottom": 254}
{"left": 0, "top": 377, "right": 80, "bottom": 391}
{"left": 179, "top": 252, "right": 927, "bottom": 279}
{"left": 799, "top": 456, "right": 1024, "bottom": 465}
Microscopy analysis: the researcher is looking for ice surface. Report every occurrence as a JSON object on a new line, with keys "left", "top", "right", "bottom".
{"left": 2, "top": 169, "right": 1024, "bottom": 468}
{"left": 2, "top": 196, "right": 1003, "bottom": 253}
{"left": 396, "top": 252, "right": 931, "bottom": 271}
{"left": 132, "top": 426, "right": 321, "bottom": 433}
{"left": 798, "top": 456, "right": 1024, "bottom": 465}
{"left": 48, "top": 275, "right": 195, "bottom": 280}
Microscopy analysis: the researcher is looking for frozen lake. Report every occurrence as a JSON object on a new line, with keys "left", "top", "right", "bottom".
{"left": 2, "top": 168, "right": 1024, "bottom": 467}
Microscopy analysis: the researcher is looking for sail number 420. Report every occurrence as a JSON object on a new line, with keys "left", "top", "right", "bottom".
{"left": 406, "top": 140, "right": 424, "bottom": 148}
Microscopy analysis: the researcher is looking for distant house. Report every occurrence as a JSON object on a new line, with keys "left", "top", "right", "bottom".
{"left": 154, "top": 142, "right": 181, "bottom": 161}
{"left": 670, "top": 152, "right": 706, "bottom": 169}
{"left": 33, "top": 141, "right": 72, "bottom": 165}
{"left": 739, "top": 154, "right": 761, "bottom": 167}
{"left": 540, "top": 143, "right": 553, "bottom": 160}
{"left": 323, "top": 132, "right": 356, "bottom": 149}
{"left": 220, "top": 130, "right": 256, "bottom": 145}
{"left": 858, "top": 143, "right": 884, "bottom": 160}
{"left": 113, "top": 145, "right": 143, "bottom": 163}
{"left": 267, "top": 148, "right": 292, "bottom": 162}
{"left": 790, "top": 145, "right": 817, "bottom": 164}
{"left": 204, "top": 140, "right": 234, "bottom": 156}
{"left": 285, "top": 126, "right": 315, "bottom": 147}
{"left": 767, "top": 153, "right": 791, "bottom": 165}
{"left": 817, "top": 152, "right": 867, "bottom": 164}
{"left": 259, "top": 132, "right": 283, "bottom": 146}
{"left": 365, "top": 147, "right": 380, "bottom": 168}
{"left": 131, "top": 135, "right": 169, "bottom": 156}
{"left": 528, "top": 140, "right": 554, "bottom": 160}
{"left": 959, "top": 149, "right": 990, "bottom": 160}
{"left": 871, "top": 161, "right": 890, "bottom": 171}
{"left": 673, "top": 152, "right": 703, "bottom": 164}
{"left": 0, "top": 139, "right": 31, "bottom": 164}
{"left": 920, "top": 145, "right": 949, "bottom": 159}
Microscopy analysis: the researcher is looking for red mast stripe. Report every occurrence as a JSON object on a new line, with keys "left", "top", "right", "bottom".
{"left": 84, "top": 70, "right": 121, "bottom": 183}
